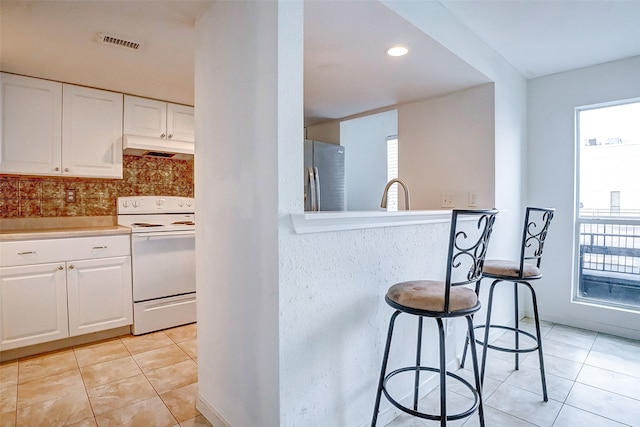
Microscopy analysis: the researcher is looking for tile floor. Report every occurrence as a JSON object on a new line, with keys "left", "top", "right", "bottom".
{"left": 0, "top": 323, "right": 212, "bottom": 427}
{"left": 386, "top": 317, "right": 640, "bottom": 427}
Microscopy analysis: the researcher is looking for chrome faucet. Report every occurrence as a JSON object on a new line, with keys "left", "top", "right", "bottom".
{"left": 380, "top": 178, "right": 411, "bottom": 210}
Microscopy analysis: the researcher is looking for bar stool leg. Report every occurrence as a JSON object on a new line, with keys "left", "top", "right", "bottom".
{"left": 526, "top": 283, "right": 548, "bottom": 401}
{"left": 371, "top": 310, "right": 401, "bottom": 427}
{"left": 466, "top": 315, "right": 485, "bottom": 427}
{"left": 460, "top": 279, "right": 482, "bottom": 369}
{"left": 436, "top": 318, "right": 447, "bottom": 427}
{"left": 414, "top": 316, "right": 424, "bottom": 410}
{"left": 514, "top": 283, "right": 520, "bottom": 370}
{"left": 480, "top": 280, "right": 499, "bottom": 384}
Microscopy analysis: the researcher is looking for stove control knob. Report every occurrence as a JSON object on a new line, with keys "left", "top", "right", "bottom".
{"left": 156, "top": 198, "right": 165, "bottom": 206}
{"left": 132, "top": 200, "right": 139, "bottom": 208}
{"left": 186, "top": 200, "right": 193, "bottom": 207}
{"left": 178, "top": 200, "right": 185, "bottom": 207}
{"left": 122, "top": 200, "right": 129, "bottom": 208}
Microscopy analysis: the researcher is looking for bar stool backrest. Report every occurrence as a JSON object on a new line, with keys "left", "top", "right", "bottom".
{"left": 519, "top": 207, "right": 555, "bottom": 276}
{"left": 444, "top": 209, "right": 499, "bottom": 313}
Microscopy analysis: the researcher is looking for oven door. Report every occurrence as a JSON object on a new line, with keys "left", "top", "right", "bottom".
{"left": 131, "top": 230, "right": 195, "bottom": 302}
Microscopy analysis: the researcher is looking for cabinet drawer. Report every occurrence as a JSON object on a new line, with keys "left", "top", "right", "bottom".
{"left": 0, "top": 235, "right": 130, "bottom": 267}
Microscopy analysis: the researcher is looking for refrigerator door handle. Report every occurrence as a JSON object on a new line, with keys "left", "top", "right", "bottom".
{"left": 314, "top": 167, "right": 321, "bottom": 211}
{"left": 308, "top": 167, "right": 317, "bottom": 211}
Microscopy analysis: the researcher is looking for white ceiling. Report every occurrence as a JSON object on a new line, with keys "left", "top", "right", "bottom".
{"left": 2, "top": 0, "right": 640, "bottom": 125}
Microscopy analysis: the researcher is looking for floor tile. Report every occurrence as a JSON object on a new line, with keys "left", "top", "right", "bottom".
{"left": 551, "top": 404, "right": 628, "bottom": 427}
{"left": 591, "top": 333, "right": 640, "bottom": 358}
{"left": 67, "top": 418, "right": 98, "bottom": 427}
{"left": 564, "top": 382, "right": 640, "bottom": 426}
{"left": 461, "top": 405, "right": 536, "bottom": 427}
{"left": 17, "top": 369, "right": 85, "bottom": 409}
{"left": 180, "top": 414, "right": 213, "bottom": 427}
{"left": 80, "top": 356, "right": 141, "bottom": 389}
{"left": 16, "top": 390, "right": 93, "bottom": 427}
{"left": 544, "top": 324, "right": 596, "bottom": 350}
{"left": 504, "top": 367, "right": 573, "bottom": 402}
{"left": 520, "top": 353, "right": 582, "bottom": 381}
{"left": 479, "top": 354, "right": 518, "bottom": 382}
{"left": 160, "top": 382, "right": 200, "bottom": 422}
{"left": 87, "top": 373, "right": 157, "bottom": 415}
{"left": 178, "top": 339, "right": 197, "bottom": 359}
{"left": 0, "top": 385, "right": 17, "bottom": 415}
{"left": 484, "top": 383, "right": 562, "bottom": 427}
{"left": 0, "top": 411, "right": 16, "bottom": 427}
{"left": 164, "top": 323, "right": 197, "bottom": 343}
{"left": 449, "top": 368, "right": 501, "bottom": 400}
{"left": 132, "top": 344, "right": 190, "bottom": 373}
{"left": 94, "top": 396, "right": 177, "bottom": 427}
{"left": 0, "top": 361, "right": 18, "bottom": 388}
{"left": 576, "top": 364, "right": 640, "bottom": 401}
{"left": 538, "top": 337, "right": 589, "bottom": 364}
{"left": 120, "top": 331, "right": 174, "bottom": 355}
{"left": 74, "top": 339, "right": 130, "bottom": 368}
{"left": 18, "top": 348, "right": 78, "bottom": 383}
{"left": 518, "top": 318, "right": 554, "bottom": 338}
{"left": 584, "top": 349, "right": 640, "bottom": 378}
{"left": 145, "top": 359, "right": 198, "bottom": 395}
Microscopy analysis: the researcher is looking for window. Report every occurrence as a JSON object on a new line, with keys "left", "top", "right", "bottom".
{"left": 576, "top": 99, "right": 640, "bottom": 309}
{"left": 386, "top": 136, "right": 399, "bottom": 211}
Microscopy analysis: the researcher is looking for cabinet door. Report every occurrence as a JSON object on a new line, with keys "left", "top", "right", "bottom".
{"left": 123, "top": 95, "right": 166, "bottom": 139}
{"left": 0, "top": 263, "right": 68, "bottom": 351}
{"left": 62, "top": 85, "right": 123, "bottom": 178}
{"left": 167, "top": 103, "right": 195, "bottom": 143}
{"left": 66, "top": 256, "right": 133, "bottom": 337}
{"left": 0, "top": 73, "right": 62, "bottom": 175}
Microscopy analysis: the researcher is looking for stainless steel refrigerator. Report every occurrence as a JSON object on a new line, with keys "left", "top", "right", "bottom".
{"left": 304, "top": 139, "right": 346, "bottom": 211}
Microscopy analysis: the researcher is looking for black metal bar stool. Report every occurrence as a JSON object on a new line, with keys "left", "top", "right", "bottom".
{"left": 461, "top": 207, "right": 554, "bottom": 401}
{"left": 371, "top": 209, "right": 498, "bottom": 427}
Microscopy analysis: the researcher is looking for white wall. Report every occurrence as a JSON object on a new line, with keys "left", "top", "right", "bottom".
{"left": 398, "top": 84, "right": 495, "bottom": 210}
{"left": 195, "top": 2, "right": 282, "bottom": 425}
{"left": 528, "top": 55, "right": 640, "bottom": 339}
{"left": 341, "top": 110, "right": 397, "bottom": 211}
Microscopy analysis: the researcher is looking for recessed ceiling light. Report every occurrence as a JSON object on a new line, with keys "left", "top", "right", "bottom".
{"left": 386, "top": 46, "right": 408, "bottom": 57}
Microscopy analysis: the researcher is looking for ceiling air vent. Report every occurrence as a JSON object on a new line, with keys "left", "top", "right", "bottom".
{"left": 98, "top": 33, "right": 142, "bottom": 51}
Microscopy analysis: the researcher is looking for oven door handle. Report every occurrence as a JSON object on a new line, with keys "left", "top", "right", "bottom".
{"left": 132, "top": 231, "right": 195, "bottom": 238}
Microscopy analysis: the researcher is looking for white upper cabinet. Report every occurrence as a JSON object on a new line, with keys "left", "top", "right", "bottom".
{"left": 0, "top": 73, "right": 123, "bottom": 178}
{"left": 62, "top": 84, "right": 123, "bottom": 178}
{"left": 124, "top": 95, "right": 194, "bottom": 143}
{"left": 0, "top": 73, "right": 63, "bottom": 175}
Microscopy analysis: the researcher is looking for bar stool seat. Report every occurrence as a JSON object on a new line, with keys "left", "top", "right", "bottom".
{"left": 483, "top": 260, "right": 541, "bottom": 279}
{"left": 371, "top": 209, "right": 498, "bottom": 427}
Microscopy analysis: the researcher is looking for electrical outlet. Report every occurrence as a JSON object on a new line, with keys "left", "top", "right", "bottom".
{"left": 468, "top": 192, "right": 478, "bottom": 207}
{"left": 66, "top": 189, "right": 76, "bottom": 203}
{"left": 440, "top": 193, "right": 455, "bottom": 208}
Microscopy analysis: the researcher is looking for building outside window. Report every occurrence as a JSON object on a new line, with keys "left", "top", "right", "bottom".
{"left": 576, "top": 99, "right": 640, "bottom": 310}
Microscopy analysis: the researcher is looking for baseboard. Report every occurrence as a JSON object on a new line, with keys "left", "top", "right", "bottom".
{"left": 196, "top": 394, "right": 231, "bottom": 427}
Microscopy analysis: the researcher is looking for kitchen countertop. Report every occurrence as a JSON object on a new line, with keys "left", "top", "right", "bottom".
{"left": 0, "top": 216, "right": 131, "bottom": 241}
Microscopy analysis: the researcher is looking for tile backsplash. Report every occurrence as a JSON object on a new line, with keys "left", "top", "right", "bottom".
{"left": 0, "top": 155, "right": 194, "bottom": 218}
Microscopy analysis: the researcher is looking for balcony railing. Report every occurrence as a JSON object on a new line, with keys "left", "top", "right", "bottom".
{"left": 578, "top": 215, "right": 640, "bottom": 308}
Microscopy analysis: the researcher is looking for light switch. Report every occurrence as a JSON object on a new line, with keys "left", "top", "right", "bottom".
{"left": 468, "top": 192, "right": 478, "bottom": 207}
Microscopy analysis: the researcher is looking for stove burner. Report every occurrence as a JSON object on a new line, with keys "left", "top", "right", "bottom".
{"left": 172, "top": 221, "right": 195, "bottom": 226}
{"left": 131, "top": 222, "right": 164, "bottom": 228}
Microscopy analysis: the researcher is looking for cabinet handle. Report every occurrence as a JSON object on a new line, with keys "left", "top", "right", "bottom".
{"left": 58, "top": 266, "right": 64, "bottom": 270}
{"left": 92, "top": 246, "right": 107, "bottom": 249}
{"left": 161, "top": 133, "right": 166, "bottom": 138}
{"left": 69, "top": 265, "right": 75, "bottom": 269}
{"left": 17, "top": 251, "right": 36, "bottom": 255}
{"left": 64, "top": 168, "right": 70, "bottom": 172}
{"left": 168, "top": 134, "right": 173, "bottom": 139}
{"left": 54, "top": 167, "right": 60, "bottom": 171}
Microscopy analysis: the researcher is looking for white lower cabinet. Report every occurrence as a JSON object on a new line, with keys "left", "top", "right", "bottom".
{"left": 0, "top": 235, "right": 132, "bottom": 351}
{"left": 0, "top": 263, "right": 68, "bottom": 349}
{"left": 66, "top": 256, "right": 132, "bottom": 337}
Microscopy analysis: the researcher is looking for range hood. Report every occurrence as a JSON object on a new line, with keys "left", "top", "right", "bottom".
{"left": 123, "top": 135, "right": 194, "bottom": 160}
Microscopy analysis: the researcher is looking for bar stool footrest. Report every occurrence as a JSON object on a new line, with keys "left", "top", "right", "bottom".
{"left": 382, "top": 366, "right": 480, "bottom": 422}
{"left": 472, "top": 324, "right": 540, "bottom": 354}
